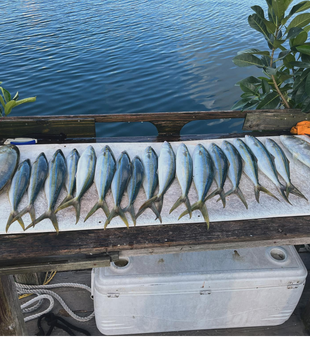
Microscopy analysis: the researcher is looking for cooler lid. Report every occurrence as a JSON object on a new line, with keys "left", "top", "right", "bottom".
{"left": 93, "top": 245, "right": 307, "bottom": 292}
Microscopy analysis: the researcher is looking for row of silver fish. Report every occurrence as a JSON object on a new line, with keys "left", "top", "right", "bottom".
{"left": 2, "top": 135, "right": 309, "bottom": 233}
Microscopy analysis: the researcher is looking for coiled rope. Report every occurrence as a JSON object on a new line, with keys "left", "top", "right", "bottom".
{"left": 16, "top": 275, "right": 95, "bottom": 323}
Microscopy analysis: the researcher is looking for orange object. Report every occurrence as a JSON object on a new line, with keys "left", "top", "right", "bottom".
{"left": 290, "top": 121, "right": 310, "bottom": 135}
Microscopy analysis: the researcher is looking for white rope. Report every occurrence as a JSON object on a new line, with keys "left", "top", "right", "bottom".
{"left": 16, "top": 282, "right": 95, "bottom": 323}
{"left": 20, "top": 294, "right": 54, "bottom": 322}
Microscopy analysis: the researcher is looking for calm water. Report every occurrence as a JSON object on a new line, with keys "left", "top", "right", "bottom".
{"left": 1, "top": 0, "right": 269, "bottom": 137}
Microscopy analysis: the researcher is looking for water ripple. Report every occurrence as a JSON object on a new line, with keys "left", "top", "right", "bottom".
{"left": 1, "top": 0, "right": 268, "bottom": 136}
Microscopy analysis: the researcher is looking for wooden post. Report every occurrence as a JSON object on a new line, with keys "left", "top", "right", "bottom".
{"left": 0, "top": 275, "right": 27, "bottom": 336}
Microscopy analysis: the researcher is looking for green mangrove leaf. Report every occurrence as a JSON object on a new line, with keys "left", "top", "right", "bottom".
{"left": 237, "top": 48, "right": 270, "bottom": 55}
{"left": 264, "top": 19, "right": 276, "bottom": 33}
{"left": 256, "top": 92, "right": 280, "bottom": 109}
{"left": 0, "top": 87, "right": 11, "bottom": 103}
{"left": 231, "top": 98, "right": 251, "bottom": 110}
{"left": 289, "top": 1, "right": 310, "bottom": 16}
{"left": 248, "top": 14, "right": 270, "bottom": 40}
{"left": 237, "top": 76, "right": 261, "bottom": 85}
{"left": 240, "top": 82, "right": 258, "bottom": 94}
{"left": 265, "top": 66, "right": 278, "bottom": 75}
{"left": 287, "top": 27, "right": 303, "bottom": 39}
{"left": 0, "top": 95, "right": 5, "bottom": 108}
{"left": 15, "top": 97, "right": 36, "bottom": 106}
{"left": 233, "top": 54, "right": 264, "bottom": 68}
{"left": 272, "top": 0, "right": 292, "bottom": 21}
{"left": 286, "top": 13, "right": 310, "bottom": 32}
{"left": 289, "top": 61, "right": 310, "bottom": 67}
{"left": 283, "top": 53, "right": 295, "bottom": 68}
{"left": 296, "top": 44, "right": 310, "bottom": 55}
{"left": 262, "top": 79, "right": 271, "bottom": 93}
{"left": 305, "top": 25, "right": 310, "bottom": 32}
{"left": 290, "top": 31, "right": 308, "bottom": 46}
{"left": 251, "top": 5, "right": 265, "bottom": 19}
{"left": 4, "top": 100, "right": 17, "bottom": 116}
{"left": 278, "top": 50, "right": 290, "bottom": 60}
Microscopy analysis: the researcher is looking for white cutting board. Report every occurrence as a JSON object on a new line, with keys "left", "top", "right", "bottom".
{"left": 1, "top": 135, "right": 310, "bottom": 234}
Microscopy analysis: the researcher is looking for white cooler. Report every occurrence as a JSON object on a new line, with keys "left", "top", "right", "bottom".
{"left": 91, "top": 245, "right": 307, "bottom": 335}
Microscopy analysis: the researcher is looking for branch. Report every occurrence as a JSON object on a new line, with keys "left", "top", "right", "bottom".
{"left": 271, "top": 75, "right": 290, "bottom": 108}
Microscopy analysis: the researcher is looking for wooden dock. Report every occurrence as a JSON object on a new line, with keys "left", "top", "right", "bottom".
{"left": 1, "top": 109, "right": 310, "bottom": 335}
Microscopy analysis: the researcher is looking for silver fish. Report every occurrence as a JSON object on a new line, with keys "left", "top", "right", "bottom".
{"left": 104, "top": 151, "right": 132, "bottom": 229}
{"left": 179, "top": 144, "right": 214, "bottom": 229}
{"left": 245, "top": 135, "right": 289, "bottom": 203}
{"left": 280, "top": 135, "right": 310, "bottom": 168}
{"left": 136, "top": 146, "right": 161, "bottom": 222}
{"left": 169, "top": 143, "right": 193, "bottom": 217}
{"left": 124, "top": 156, "right": 144, "bottom": 226}
{"left": 84, "top": 145, "right": 116, "bottom": 222}
{"left": 267, "top": 137, "right": 307, "bottom": 201}
{"left": 234, "top": 138, "right": 278, "bottom": 203}
{"left": 55, "top": 146, "right": 96, "bottom": 223}
{"left": 222, "top": 140, "right": 248, "bottom": 209}
{"left": 26, "top": 149, "right": 67, "bottom": 233}
{"left": 11, "top": 153, "right": 48, "bottom": 224}
{"left": 6, "top": 159, "right": 31, "bottom": 232}
{"left": 206, "top": 143, "right": 228, "bottom": 207}
{"left": 0, "top": 145, "right": 19, "bottom": 194}
{"left": 138, "top": 141, "right": 176, "bottom": 221}
{"left": 59, "top": 148, "right": 80, "bottom": 206}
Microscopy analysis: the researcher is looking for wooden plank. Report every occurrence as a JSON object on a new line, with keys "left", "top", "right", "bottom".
{"left": 14, "top": 273, "right": 45, "bottom": 285}
{"left": 243, "top": 109, "right": 307, "bottom": 131}
{"left": 0, "top": 215, "right": 310, "bottom": 265}
{"left": 0, "top": 275, "right": 27, "bottom": 336}
{"left": 0, "top": 254, "right": 115, "bottom": 275}
{"left": 0, "top": 118, "right": 96, "bottom": 139}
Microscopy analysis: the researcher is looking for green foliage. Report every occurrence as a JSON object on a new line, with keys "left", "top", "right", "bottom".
{"left": 232, "top": 0, "right": 310, "bottom": 112}
{"left": 0, "top": 82, "right": 36, "bottom": 117}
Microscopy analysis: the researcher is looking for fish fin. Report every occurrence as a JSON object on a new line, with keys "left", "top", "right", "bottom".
{"left": 155, "top": 195, "right": 164, "bottom": 216}
{"left": 138, "top": 196, "right": 157, "bottom": 213}
{"left": 11, "top": 204, "right": 36, "bottom": 224}
{"left": 124, "top": 204, "right": 136, "bottom": 226}
{"left": 224, "top": 188, "right": 248, "bottom": 209}
{"left": 169, "top": 196, "right": 192, "bottom": 218}
{"left": 206, "top": 188, "right": 226, "bottom": 208}
{"left": 150, "top": 203, "right": 162, "bottom": 223}
{"left": 104, "top": 206, "right": 129, "bottom": 230}
{"left": 55, "top": 198, "right": 81, "bottom": 224}
{"left": 278, "top": 184, "right": 292, "bottom": 205}
{"left": 84, "top": 200, "right": 110, "bottom": 222}
{"left": 25, "top": 210, "right": 59, "bottom": 234}
{"left": 287, "top": 183, "right": 308, "bottom": 201}
{"left": 58, "top": 194, "right": 73, "bottom": 207}
{"left": 254, "top": 185, "right": 279, "bottom": 203}
{"left": 6, "top": 212, "right": 25, "bottom": 232}
{"left": 179, "top": 201, "right": 209, "bottom": 229}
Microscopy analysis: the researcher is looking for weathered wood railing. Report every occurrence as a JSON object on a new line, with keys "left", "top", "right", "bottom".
{"left": 0, "top": 109, "right": 307, "bottom": 139}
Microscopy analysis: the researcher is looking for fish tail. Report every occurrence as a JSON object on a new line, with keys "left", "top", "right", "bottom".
{"left": 206, "top": 188, "right": 226, "bottom": 208}
{"left": 278, "top": 184, "right": 292, "bottom": 205}
{"left": 11, "top": 203, "right": 36, "bottom": 224}
{"left": 25, "top": 210, "right": 59, "bottom": 234}
{"left": 138, "top": 196, "right": 157, "bottom": 212}
{"left": 169, "top": 195, "right": 192, "bottom": 218}
{"left": 59, "top": 194, "right": 74, "bottom": 207}
{"left": 84, "top": 200, "right": 110, "bottom": 222}
{"left": 124, "top": 204, "right": 136, "bottom": 226}
{"left": 224, "top": 187, "right": 248, "bottom": 209}
{"left": 287, "top": 182, "right": 308, "bottom": 201}
{"left": 6, "top": 212, "right": 25, "bottom": 233}
{"left": 104, "top": 206, "right": 129, "bottom": 230}
{"left": 254, "top": 184, "right": 279, "bottom": 203}
{"left": 179, "top": 201, "right": 209, "bottom": 229}
{"left": 55, "top": 197, "right": 81, "bottom": 224}
{"left": 150, "top": 203, "right": 162, "bottom": 223}
{"left": 155, "top": 195, "right": 164, "bottom": 217}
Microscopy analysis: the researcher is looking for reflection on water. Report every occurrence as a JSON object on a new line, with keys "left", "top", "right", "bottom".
{"left": 1, "top": 0, "right": 268, "bottom": 137}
